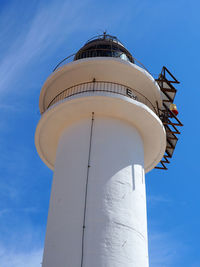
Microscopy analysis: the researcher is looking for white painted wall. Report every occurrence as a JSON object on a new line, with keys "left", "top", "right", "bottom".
{"left": 42, "top": 115, "right": 149, "bottom": 267}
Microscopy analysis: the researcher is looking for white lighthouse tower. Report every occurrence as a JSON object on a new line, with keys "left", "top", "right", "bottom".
{"left": 35, "top": 34, "right": 167, "bottom": 267}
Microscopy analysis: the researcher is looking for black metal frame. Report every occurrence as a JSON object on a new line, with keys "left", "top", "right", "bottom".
{"left": 155, "top": 66, "right": 183, "bottom": 170}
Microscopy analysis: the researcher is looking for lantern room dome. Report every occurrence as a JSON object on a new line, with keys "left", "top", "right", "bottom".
{"left": 74, "top": 33, "right": 134, "bottom": 63}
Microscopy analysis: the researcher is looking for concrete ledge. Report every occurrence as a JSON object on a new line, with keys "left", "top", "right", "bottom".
{"left": 39, "top": 57, "right": 163, "bottom": 113}
{"left": 35, "top": 92, "right": 166, "bottom": 173}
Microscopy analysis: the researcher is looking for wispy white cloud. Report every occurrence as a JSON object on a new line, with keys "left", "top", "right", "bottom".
{"left": 147, "top": 194, "right": 183, "bottom": 266}
{"left": 0, "top": 0, "right": 88, "bottom": 93}
{"left": 148, "top": 231, "right": 184, "bottom": 267}
{"left": 0, "top": 245, "right": 43, "bottom": 267}
{"left": 147, "top": 194, "right": 171, "bottom": 204}
{"left": 0, "top": 207, "right": 43, "bottom": 218}
{"left": 0, "top": 0, "right": 149, "bottom": 95}
{"left": 0, "top": 104, "right": 19, "bottom": 111}
{"left": 0, "top": 221, "right": 44, "bottom": 267}
{"left": 0, "top": 183, "right": 18, "bottom": 200}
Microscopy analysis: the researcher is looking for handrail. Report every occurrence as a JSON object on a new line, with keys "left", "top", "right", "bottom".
{"left": 52, "top": 49, "right": 151, "bottom": 75}
{"left": 45, "top": 81, "right": 158, "bottom": 115}
{"left": 53, "top": 53, "right": 76, "bottom": 72}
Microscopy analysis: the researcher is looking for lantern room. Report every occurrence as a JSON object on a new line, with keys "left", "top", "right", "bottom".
{"left": 74, "top": 33, "right": 134, "bottom": 63}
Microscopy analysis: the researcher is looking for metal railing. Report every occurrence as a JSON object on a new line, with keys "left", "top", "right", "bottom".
{"left": 45, "top": 81, "right": 158, "bottom": 115}
{"left": 53, "top": 49, "right": 150, "bottom": 75}
{"left": 74, "top": 48, "right": 134, "bottom": 62}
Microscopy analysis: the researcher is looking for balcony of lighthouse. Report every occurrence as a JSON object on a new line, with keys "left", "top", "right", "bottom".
{"left": 39, "top": 34, "right": 163, "bottom": 118}
{"left": 46, "top": 81, "right": 158, "bottom": 115}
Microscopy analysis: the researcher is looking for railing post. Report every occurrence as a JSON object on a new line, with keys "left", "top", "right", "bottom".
{"left": 92, "top": 78, "right": 96, "bottom": 91}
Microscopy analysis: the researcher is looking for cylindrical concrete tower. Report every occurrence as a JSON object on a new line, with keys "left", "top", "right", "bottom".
{"left": 35, "top": 34, "right": 166, "bottom": 267}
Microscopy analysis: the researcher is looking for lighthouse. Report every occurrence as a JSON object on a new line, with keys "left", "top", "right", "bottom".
{"left": 35, "top": 34, "right": 182, "bottom": 267}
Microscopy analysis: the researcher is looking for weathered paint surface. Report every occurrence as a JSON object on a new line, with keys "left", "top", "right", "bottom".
{"left": 42, "top": 116, "right": 149, "bottom": 267}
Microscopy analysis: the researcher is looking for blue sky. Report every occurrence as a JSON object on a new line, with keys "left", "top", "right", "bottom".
{"left": 0, "top": 0, "right": 199, "bottom": 266}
